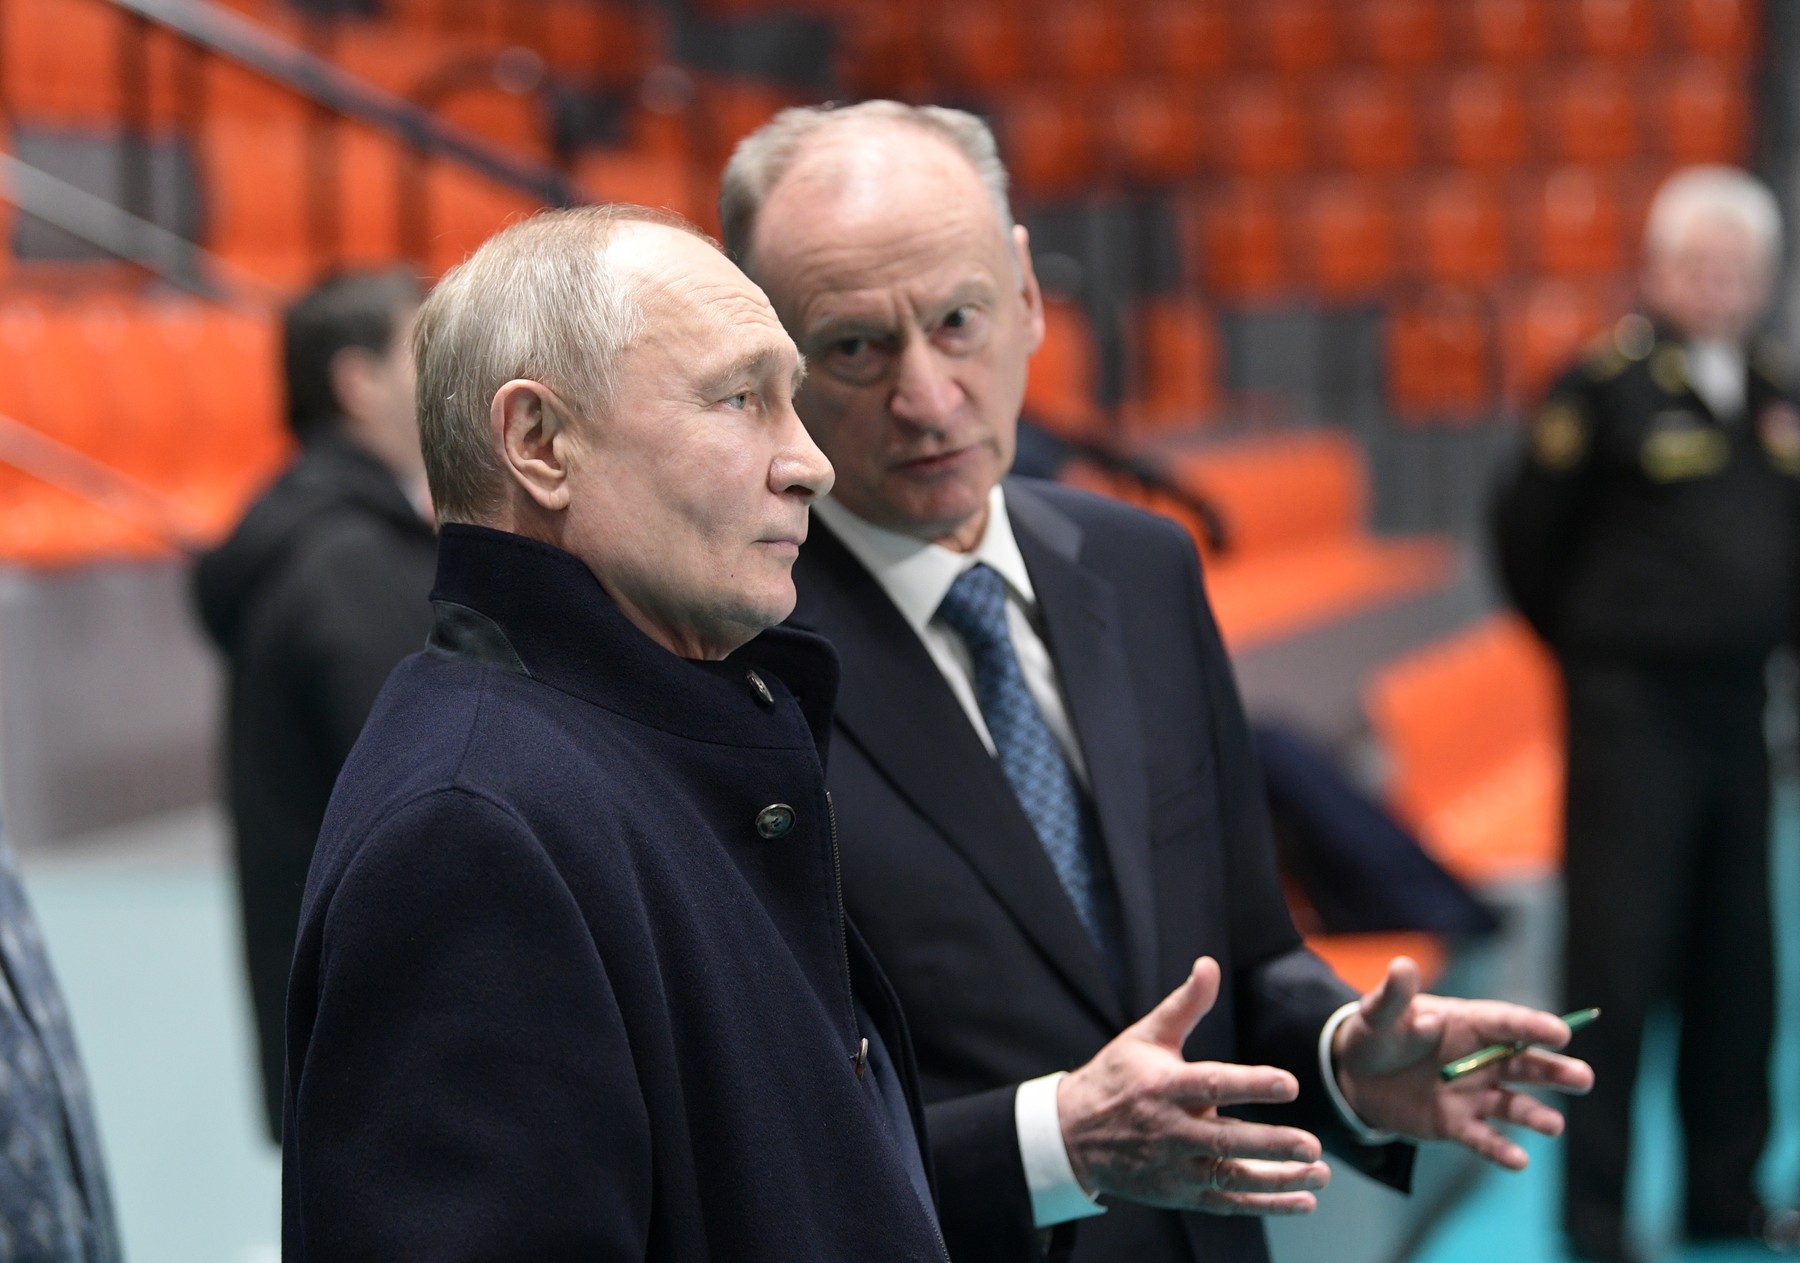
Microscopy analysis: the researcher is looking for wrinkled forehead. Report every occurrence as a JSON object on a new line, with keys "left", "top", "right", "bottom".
{"left": 608, "top": 222, "right": 799, "bottom": 373}
{"left": 750, "top": 124, "right": 1013, "bottom": 291}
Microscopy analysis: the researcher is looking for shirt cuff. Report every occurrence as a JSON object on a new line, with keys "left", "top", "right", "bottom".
{"left": 1319, "top": 1002, "right": 1401, "bottom": 1145}
{"left": 1015, "top": 1072, "right": 1109, "bottom": 1228}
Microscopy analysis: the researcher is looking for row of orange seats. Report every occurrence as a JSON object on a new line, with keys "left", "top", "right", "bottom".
{"left": 1387, "top": 276, "right": 1633, "bottom": 418}
{"left": 837, "top": 0, "right": 1754, "bottom": 95}
{"left": 1364, "top": 613, "right": 1563, "bottom": 885}
{"left": 998, "top": 58, "right": 1744, "bottom": 197}
{"left": 1184, "top": 165, "right": 1671, "bottom": 306}
{"left": 0, "top": 0, "right": 639, "bottom": 129}
{"left": 0, "top": 295, "right": 289, "bottom": 566}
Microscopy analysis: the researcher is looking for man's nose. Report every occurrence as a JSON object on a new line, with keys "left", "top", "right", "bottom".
{"left": 772, "top": 406, "right": 835, "bottom": 501}
{"left": 889, "top": 340, "right": 962, "bottom": 429}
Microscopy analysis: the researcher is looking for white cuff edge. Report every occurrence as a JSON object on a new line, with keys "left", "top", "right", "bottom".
{"left": 1016, "top": 1072, "right": 1109, "bottom": 1228}
{"left": 1319, "top": 1002, "right": 1401, "bottom": 1145}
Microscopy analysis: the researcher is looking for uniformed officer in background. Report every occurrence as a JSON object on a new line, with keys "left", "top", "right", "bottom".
{"left": 1493, "top": 165, "right": 1798, "bottom": 1263}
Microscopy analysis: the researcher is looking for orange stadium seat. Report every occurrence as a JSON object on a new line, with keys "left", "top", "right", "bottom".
{"left": 1654, "top": 57, "right": 1752, "bottom": 163}
{"left": 1432, "top": 66, "right": 1531, "bottom": 170}
{"left": 1411, "top": 171, "right": 1510, "bottom": 286}
{"left": 1561, "top": 0, "right": 1658, "bottom": 59}
{"left": 931, "top": 4, "right": 1026, "bottom": 91}
{"left": 1119, "top": 296, "right": 1220, "bottom": 434}
{"left": 1365, "top": 613, "right": 1563, "bottom": 885}
{"left": 1102, "top": 83, "right": 1206, "bottom": 187}
{"left": 1299, "top": 176, "right": 1396, "bottom": 303}
{"left": 1541, "top": 63, "right": 1639, "bottom": 165}
{"left": 1307, "top": 933, "right": 1448, "bottom": 993}
{"left": 1133, "top": 2, "right": 1233, "bottom": 79}
{"left": 1498, "top": 276, "right": 1624, "bottom": 406}
{"left": 1347, "top": 0, "right": 1445, "bottom": 69}
{"left": 1517, "top": 166, "right": 1625, "bottom": 277}
{"left": 1185, "top": 181, "right": 1289, "bottom": 304}
{"left": 1385, "top": 285, "right": 1495, "bottom": 420}
{"left": 997, "top": 90, "right": 1096, "bottom": 201}
{"left": 198, "top": 117, "right": 314, "bottom": 286}
{"left": 1315, "top": 74, "right": 1419, "bottom": 174}
{"left": 336, "top": 121, "right": 407, "bottom": 269}
{"left": 1036, "top": 3, "right": 1130, "bottom": 86}
{"left": 575, "top": 149, "right": 709, "bottom": 226}
{"left": 1238, "top": 0, "right": 1339, "bottom": 77}
{"left": 1212, "top": 79, "right": 1309, "bottom": 177}
{"left": 0, "top": 0, "right": 181, "bottom": 126}
{"left": 1454, "top": 0, "right": 1551, "bottom": 64}
{"left": 421, "top": 160, "right": 545, "bottom": 276}
{"left": 1164, "top": 430, "right": 1453, "bottom": 648}
{"left": 1666, "top": 0, "right": 1758, "bottom": 58}
{"left": 1021, "top": 298, "right": 1103, "bottom": 440}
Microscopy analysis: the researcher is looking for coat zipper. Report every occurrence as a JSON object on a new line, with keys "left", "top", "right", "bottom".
{"left": 827, "top": 791, "right": 952, "bottom": 1263}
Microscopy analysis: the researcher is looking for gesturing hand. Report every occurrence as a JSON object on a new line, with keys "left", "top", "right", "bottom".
{"left": 1057, "top": 957, "right": 1332, "bottom": 1216}
{"left": 1331, "top": 956, "right": 1596, "bottom": 1171}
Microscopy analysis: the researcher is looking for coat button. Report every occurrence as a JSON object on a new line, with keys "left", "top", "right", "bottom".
{"left": 754, "top": 803, "right": 796, "bottom": 839}
{"left": 746, "top": 669, "right": 774, "bottom": 707}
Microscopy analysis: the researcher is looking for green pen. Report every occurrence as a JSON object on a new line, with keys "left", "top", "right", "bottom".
{"left": 1439, "top": 1007, "right": 1600, "bottom": 1082}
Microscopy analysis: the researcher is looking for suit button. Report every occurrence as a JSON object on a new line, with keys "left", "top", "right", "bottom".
{"left": 746, "top": 669, "right": 774, "bottom": 707}
{"left": 754, "top": 803, "right": 796, "bottom": 839}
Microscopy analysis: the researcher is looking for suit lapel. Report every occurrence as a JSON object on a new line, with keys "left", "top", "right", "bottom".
{"left": 793, "top": 521, "right": 1126, "bottom": 1030}
{"left": 1006, "top": 483, "right": 1161, "bottom": 1018}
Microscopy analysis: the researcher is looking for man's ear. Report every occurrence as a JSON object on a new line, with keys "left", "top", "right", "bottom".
{"left": 1012, "top": 224, "right": 1047, "bottom": 356}
{"left": 492, "top": 379, "right": 574, "bottom": 512}
{"left": 328, "top": 345, "right": 379, "bottom": 428}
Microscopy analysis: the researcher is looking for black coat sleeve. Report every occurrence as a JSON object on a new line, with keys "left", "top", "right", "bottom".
{"left": 283, "top": 789, "right": 653, "bottom": 1261}
{"left": 1174, "top": 521, "right": 1416, "bottom": 1191}
{"left": 1491, "top": 370, "right": 1598, "bottom": 643}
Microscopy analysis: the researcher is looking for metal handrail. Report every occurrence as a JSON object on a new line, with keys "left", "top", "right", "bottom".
{"left": 0, "top": 409, "right": 208, "bottom": 555}
{"left": 0, "top": 153, "right": 280, "bottom": 305}
{"left": 105, "top": 0, "right": 581, "bottom": 209}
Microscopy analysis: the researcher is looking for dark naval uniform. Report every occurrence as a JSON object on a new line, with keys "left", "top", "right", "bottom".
{"left": 1493, "top": 313, "right": 1800, "bottom": 1259}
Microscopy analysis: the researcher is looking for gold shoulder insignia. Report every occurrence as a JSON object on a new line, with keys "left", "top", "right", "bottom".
{"left": 1650, "top": 344, "right": 1688, "bottom": 395}
{"left": 1613, "top": 312, "right": 1654, "bottom": 361}
{"left": 1531, "top": 400, "right": 1588, "bottom": 472}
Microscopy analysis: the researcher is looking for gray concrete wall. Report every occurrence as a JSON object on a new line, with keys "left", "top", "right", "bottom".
{"left": 0, "top": 560, "right": 221, "bottom": 851}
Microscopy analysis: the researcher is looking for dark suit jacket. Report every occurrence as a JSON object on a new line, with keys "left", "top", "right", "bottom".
{"left": 790, "top": 479, "right": 1412, "bottom": 1263}
{"left": 284, "top": 524, "right": 949, "bottom": 1262}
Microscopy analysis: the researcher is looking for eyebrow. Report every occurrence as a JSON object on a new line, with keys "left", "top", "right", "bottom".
{"left": 698, "top": 347, "right": 804, "bottom": 398}
{"left": 802, "top": 278, "right": 998, "bottom": 347}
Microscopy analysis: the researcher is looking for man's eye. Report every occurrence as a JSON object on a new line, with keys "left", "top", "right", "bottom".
{"left": 833, "top": 336, "right": 869, "bottom": 358}
{"left": 723, "top": 392, "right": 751, "bottom": 410}
{"left": 943, "top": 306, "right": 972, "bottom": 329}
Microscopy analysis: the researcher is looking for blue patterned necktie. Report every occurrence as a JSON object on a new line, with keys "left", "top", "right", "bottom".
{"left": 937, "top": 564, "right": 1122, "bottom": 973}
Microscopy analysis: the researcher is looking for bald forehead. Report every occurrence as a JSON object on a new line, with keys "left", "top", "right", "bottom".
{"left": 759, "top": 121, "right": 1006, "bottom": 246}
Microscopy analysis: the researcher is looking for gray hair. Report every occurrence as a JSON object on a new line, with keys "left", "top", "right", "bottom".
{"left": 1645, "top": 165, "right": 1783, "bottom": 263}
{"left": 413, "top": 204, "right": 714, "bottom": 524}
{"left": 719, "top": 100, "right": 1016, "bottom": 273}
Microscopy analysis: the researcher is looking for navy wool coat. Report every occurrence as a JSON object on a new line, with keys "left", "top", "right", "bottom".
{"left": 283, "top": 523, "right": 949, "bottom": 1263}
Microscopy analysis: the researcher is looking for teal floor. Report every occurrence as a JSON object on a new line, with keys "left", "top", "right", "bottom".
{"left": 12, "top": 798, "right": 1799, "bottom": 1263}
{"left": 1411, "top": 793, "right": 1800, "bottom": 1263}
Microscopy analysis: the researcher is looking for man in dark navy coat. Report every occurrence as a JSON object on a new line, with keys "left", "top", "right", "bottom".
{"left": 720, "top": 101, "right": 1596, "bottom": 1263}
{"left": 282, "top": 205, "right": 951, "bottom": 1262}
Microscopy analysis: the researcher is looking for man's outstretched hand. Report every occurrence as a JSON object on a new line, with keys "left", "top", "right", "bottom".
{"left": 1331, "top": 956, "right": 1596, "bottom": 1171}
{"left": 1057, "top": 957, "right": 1332, "bottom": 1216}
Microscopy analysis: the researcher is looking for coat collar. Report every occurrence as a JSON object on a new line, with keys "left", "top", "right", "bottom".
{"left": 431, "top": 523, "right": 840, "bottom": 755}
{"left": 792, "top": 479, "right": 1162, "bottom": 1021}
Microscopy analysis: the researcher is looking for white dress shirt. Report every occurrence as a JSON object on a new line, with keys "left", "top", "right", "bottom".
{"left": 1687, "top": 339, "right": 1747, "bottom": 420}
{"left": 813, "top": 487, "right": 1387, "bottom": 1228}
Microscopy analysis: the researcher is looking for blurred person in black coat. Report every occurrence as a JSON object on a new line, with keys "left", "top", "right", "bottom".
{"left": 193, "top": 269, "right": 431, "bottom": 1142}
{"left": 1493, "top": 166, "right": 1799, "bottom": 1262}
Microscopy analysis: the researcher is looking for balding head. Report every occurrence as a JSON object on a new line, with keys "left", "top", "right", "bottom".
{"left": 1640, "top": 166, "right": 1782, "bottom": 342}
{"left": 416, "top": 204, "right": 832, "bottom": 660}
{"left": 722, "top": 103, "right": 1044, "bottom": 550}
{"left": 721, "top": 101, "right": 1016, "bottom": 278}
